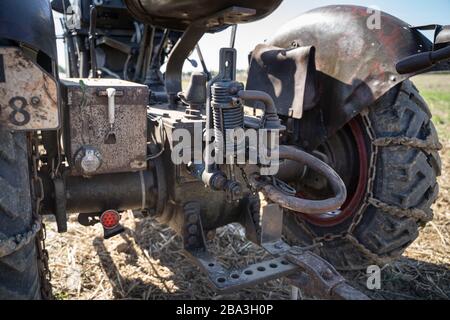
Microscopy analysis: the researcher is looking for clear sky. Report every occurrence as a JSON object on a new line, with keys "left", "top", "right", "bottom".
{"left": 54, "top": 0, "right": 450, "bottom": 73}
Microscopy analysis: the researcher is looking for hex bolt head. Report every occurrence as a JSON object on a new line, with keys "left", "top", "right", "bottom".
{"left": 188, "top": 214, "right": 199, "bottom": 224}
{"left": 274, "top": 242, "right": 284, "bottom": 250}
{"left": 31, "top": 96, "right": 41, "bottom": 106}
{"left": 188, "top": 224, "right": 198, "bottom": 235}
{"left": 321, "top": 269, "right": 334, "bottom": 280}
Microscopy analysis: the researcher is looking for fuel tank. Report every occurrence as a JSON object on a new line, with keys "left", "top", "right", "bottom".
{"left": 124, "top": 0, "right": 282, "bottom": 30}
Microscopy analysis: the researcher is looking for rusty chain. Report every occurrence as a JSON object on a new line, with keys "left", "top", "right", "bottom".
{"left": 291, "top": 111, "right": 389, "bottom": 265}
{"left": 30, "top": 134, "right": 53, "bottom": 299}
{"left": 291, "top": 109, "right": 441, "bottom": 266}
{"left": 239, "top": 108, "right": 438, "bottom": 266}
{"left": 239, "top": 165, "right": 258, "bottom": 195}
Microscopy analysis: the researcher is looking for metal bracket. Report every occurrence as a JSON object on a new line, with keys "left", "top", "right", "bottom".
{"left": 286, "top": 250, "right": 370, "bottom": 300}
{"left": 53, "top": 178, "right": 68, "bottom": 233}
{"left": 165, "top": 22, "right": 207, "bottom": 109}
{"left": 165, "top": 6, "right": 256, "bottom": 108}
{"left": 181, "top": 197, "right": 369, "bottom": 299}
{"left": 181, "top": 201, "right": 298, "bottom": 293}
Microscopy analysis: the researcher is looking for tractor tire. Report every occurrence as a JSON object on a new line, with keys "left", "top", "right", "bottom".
{"left": 283, "top": 80, "right": 441, "bottom": 270}
{"left": 0, "top": 130, "right": 43, "bottom": 299}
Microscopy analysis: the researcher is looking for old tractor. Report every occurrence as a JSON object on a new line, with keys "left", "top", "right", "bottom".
{"left": 0, "top": 0, "right": 449, "bottom": 299}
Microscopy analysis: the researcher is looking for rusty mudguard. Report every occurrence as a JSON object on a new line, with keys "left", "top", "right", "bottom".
{"left": 247, "top": 5, "right": 450, "bottom": 149}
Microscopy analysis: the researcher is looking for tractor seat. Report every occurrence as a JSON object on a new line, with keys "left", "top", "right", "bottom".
{"left": 124, "top": 0, "right": 283, "bottom": 31}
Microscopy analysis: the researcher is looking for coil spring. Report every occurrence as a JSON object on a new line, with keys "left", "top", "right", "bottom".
{"left": 211, "top": 81, "right": 244, "bottom": 156}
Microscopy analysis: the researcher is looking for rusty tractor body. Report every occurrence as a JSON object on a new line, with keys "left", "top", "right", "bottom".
{"left": 0, "top": 0, "right": 448, "bottom": 300}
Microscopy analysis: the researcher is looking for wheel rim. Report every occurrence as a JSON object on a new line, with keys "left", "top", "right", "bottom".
{"left": 297, "top": 117, "right": 369, "bottom": 227}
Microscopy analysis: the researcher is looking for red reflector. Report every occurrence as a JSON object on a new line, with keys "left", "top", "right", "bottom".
{"left": 100, "top": 210, "right": 121, "bottom": 229}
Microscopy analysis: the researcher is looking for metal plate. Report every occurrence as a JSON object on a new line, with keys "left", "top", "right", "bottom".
{"left": 125, "top": 0, "right": 282, "bottom": 31}
{"left": 246, "top": 44, "right": 318, "bottom": 119}
{"left": 61, "top": 78, "right": 148, "bottom": 176}
{"left": 0, "top": 47, "right": 59, "bottom": 130}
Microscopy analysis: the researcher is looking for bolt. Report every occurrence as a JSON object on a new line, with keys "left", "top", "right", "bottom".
{"left": 206, "top": 230, "right": 216, "bottom": 241}
{"left": 274, "top": 242, "right": 284, "bottom": 250}
{"left": 321, "top": 269, "right": 334, "bottom": 280}
{"left": 188, "top": 224, "right": 198, "bottom": 235}
{"left": 188, "top": 214, "right": 198, "bottom": 224}
{"left": 31, "top": 96, "right": 41, "bottom": 106}
{"left": 289, "top": 247, "right": 304, "bottom": 255}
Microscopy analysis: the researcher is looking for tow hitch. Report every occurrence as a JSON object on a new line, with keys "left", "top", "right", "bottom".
{"left": 181, "top": 201, "right": 369, "bottom": 300}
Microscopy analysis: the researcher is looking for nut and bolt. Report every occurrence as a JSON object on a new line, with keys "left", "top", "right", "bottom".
{"left": 188, "top": 224, "right": 198, "bottom": 235}
{"left": 188, "top": 213, "right": 199, "bottom": 224}
{"left": 321, "top": 269, "right": 334, "bottom": 280}
{"left": 274, "top": 242, "right": 285, "bottom": 250}
{"left": 31, "top": 96, "right": 41, "bottom": 106}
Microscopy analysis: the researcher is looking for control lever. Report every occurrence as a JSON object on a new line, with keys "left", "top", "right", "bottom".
{"left": 396, "top": 45, "right": 450, "bottom": 74}
{"left": 104, "top": 88, "right": 117, "bottom": 144}
{"left": 89, "top": 5, "right": 98, "bottom": 78}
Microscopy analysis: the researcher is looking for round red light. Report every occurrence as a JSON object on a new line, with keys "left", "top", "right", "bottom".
{"left": 100, "top": 210, "right": 120, "bottom": 229}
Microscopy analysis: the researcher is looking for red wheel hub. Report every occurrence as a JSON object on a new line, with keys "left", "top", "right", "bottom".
{"left": 301, "top": 118, "right": 369, "bottom": 227}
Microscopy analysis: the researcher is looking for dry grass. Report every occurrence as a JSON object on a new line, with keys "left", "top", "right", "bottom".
{"left": 45, "top": 75, "right": 450, "bottom": 300}
{"left": 46, "top": 215, "right": 292, "bottom": 300}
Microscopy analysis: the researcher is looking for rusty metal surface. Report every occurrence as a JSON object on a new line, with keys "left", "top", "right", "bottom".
{"left": 124, "top": 0, "right": 282, "bottom": 31}
{"left": 181, "top": 202, "right": 299, "bottom": 293}
{"left": 0, "top": 47, "right": 59, "bottom": 130}
{"left": 61, "top": 78, "right": 148, "bottom": 176}
{"left": 246, "top": 44, "right": 318, "bottom": 119}
{"left": 265, "top": 5, "right": 436, "bottom": 149}
{"left": 148, "top": 104, "right": 243, "bottom": 232}
{"left": 180, "top": 199, "right": 368, "bottom": 298}
{"left": 286, "top": 250, "right": 370, "bottom": 300}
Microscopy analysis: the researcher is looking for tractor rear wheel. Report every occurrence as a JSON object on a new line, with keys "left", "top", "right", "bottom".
{"left": 283, "top": 80, "right": 441, "bottom": 270}
{"left": 0, "top": 130, "right": 46, "bottom": 299}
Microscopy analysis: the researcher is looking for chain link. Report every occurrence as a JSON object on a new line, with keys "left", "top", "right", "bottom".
{"left": 246, "top": 109, "right": 435, "bottom": 264}
{"left": 294, "top": 112, "right": 380, "bottom": 256}
{"left": 29, "top": 134, "right": 53, "bottom": 299}
{"left": 239, "top": 165, "right": 258, "bottom": 195}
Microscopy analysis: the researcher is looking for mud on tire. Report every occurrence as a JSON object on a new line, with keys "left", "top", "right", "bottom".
{"left": 0, "top": 130, "right": 42, "bottom": 299}
{"left": 283, "top": 80, "right": 442, "bottom": 270}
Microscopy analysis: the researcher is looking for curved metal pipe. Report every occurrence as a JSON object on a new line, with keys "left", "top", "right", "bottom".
{"left": 238, "top": 90, "right": 278, "bottom": 115}
{"left": 253, "top": 145, "right": 347, "bottom": 215}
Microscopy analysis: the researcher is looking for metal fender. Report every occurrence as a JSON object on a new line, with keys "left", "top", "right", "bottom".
{"left": 0, "top": 0, "right": 57, "bottom": 61}
{"left": 253, "top": 5, "right": 447, "bottom": 149}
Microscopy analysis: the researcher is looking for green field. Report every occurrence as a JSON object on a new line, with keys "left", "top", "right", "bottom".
{"left": 410, "top": 74, "right": 450, "bottom": 139}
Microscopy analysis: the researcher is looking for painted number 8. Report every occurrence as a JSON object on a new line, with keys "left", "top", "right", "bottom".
{"left": 8, "top": 96, "right": 31, "bottom": 126}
